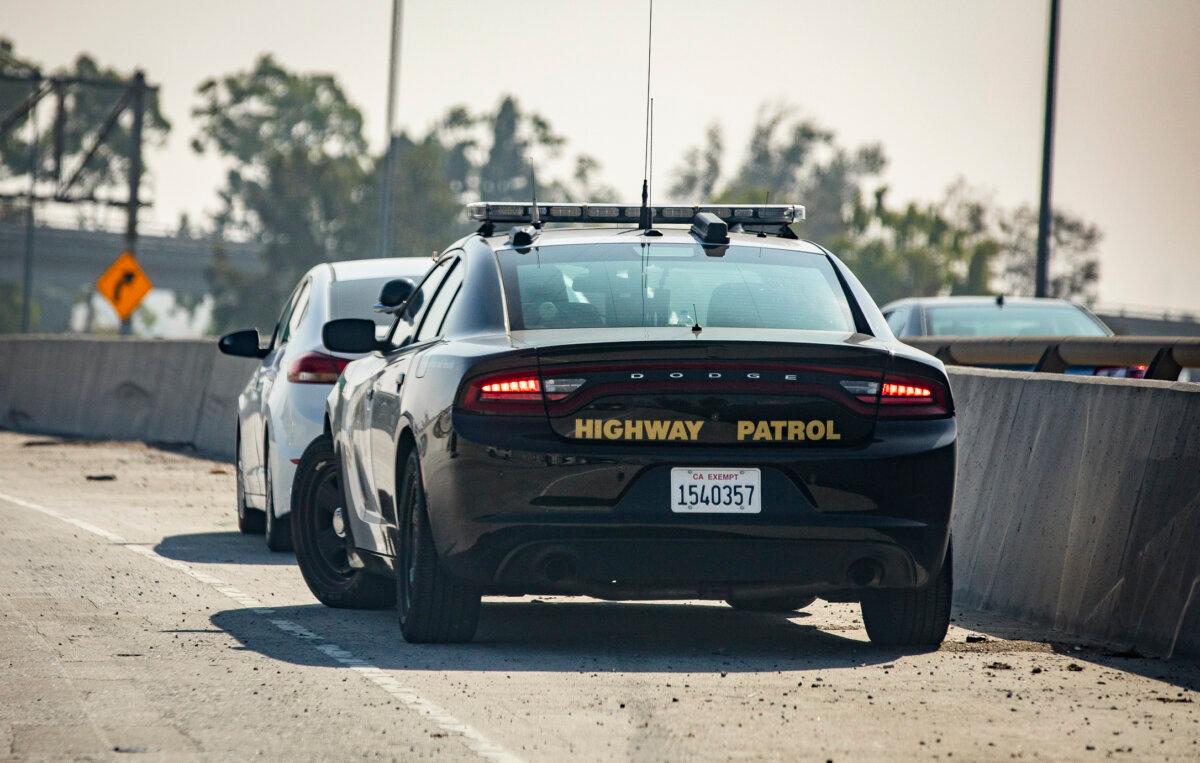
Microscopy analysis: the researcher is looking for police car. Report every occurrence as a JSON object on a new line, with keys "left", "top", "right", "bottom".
{"left": 291, "top": 203, "right": 956, "bottom": 646}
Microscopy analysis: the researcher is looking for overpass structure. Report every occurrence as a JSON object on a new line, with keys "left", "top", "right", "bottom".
{"left": 0, "top": 221, "right": 263, "bottom": 331}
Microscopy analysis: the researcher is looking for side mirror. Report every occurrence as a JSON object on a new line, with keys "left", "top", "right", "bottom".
{"left": 374, "top": 278, "right": 416, "bottom": 313}
{"left": 322, "top": 318, "right": 380, "bottom": 354}
{"left": 218, "top": 328, "right": 266, "bottom": 358}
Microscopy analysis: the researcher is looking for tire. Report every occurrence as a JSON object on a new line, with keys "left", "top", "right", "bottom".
{"left": 860, "top": 546, "right": 952, "bottom": 648}
{"left": 263, "top": 440, "right": 293, "bottom": 552}
{"left": 395, "top": 449, "right": 481, "bottom": 643}
{"left": 291, "top": 434, "right": 392, "bottom": 609}
{"left": 236, "top": 429, "right": 265, "bottom": 534}
{"left": 726, "top": 595, "right": 816, "bottom": 613}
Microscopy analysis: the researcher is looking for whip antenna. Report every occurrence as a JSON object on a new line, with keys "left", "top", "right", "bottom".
{"left": 637, "top": 0, "right": 654, "bottom": 230}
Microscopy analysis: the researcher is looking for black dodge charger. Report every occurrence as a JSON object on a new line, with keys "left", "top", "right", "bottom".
{"left": 289, "top": 203, "right": 956, "bottom": 646}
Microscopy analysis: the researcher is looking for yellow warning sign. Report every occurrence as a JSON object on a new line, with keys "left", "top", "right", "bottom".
{"left": 96, "top": 250, "right": 152, "bottom": 322}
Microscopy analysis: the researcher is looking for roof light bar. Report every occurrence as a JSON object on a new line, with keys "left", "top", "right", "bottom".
{"left": 468, "top": 202, "right": 805, "bottom": 227}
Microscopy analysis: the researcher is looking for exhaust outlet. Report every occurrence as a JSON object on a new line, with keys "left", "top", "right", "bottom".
{"left": 848, "top": 558, "right": 883, "bottom": 587}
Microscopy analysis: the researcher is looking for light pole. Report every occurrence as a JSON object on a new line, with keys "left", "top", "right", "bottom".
{"left": 377, "top": 0, "right": 404, "bottom": 259}
{"left": 1035, "top": 0, "right": 1060, "bottom": 298}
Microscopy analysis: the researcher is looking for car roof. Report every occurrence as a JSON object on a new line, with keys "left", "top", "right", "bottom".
{"left": 476, "top": 225, "right": 829, "bottom": 255}
{"left": 325, "top": 257, "right": 433, "bottom": 282}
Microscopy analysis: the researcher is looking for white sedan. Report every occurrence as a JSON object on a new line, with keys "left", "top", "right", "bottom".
{"left": 217, "top": 257, "right": 431, "bottom": 550}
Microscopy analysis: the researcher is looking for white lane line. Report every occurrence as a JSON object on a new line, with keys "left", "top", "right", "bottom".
{"left": 0, "top": 490, "right": 523, "bottom": 763}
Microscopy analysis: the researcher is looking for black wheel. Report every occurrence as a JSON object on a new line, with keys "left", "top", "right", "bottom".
{"left": 396, "top": 449, "right": 481, "bottom": 643}
{"left": 292, "top": 434, "right": 392, "bottom": 609}
{"left": 861, "top": 546, "right": 952, "bottom": 648}
{"left": 263, "top": 439, "right": 292, "bottom": 552}
{"left": 726, "top": 595, "right": 816, "bottom": 613}
{"left": 236, "top": 429, "right": 264, "bottom": 534}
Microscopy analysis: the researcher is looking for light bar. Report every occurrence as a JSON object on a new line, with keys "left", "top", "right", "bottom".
{"left": 467, "top": 202, "right": 806, "bottom": 227}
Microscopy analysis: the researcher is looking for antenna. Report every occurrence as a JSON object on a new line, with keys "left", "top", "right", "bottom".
{"left": 529, "top": 168, "right": 541, "bottom": 229}
{"left": 637, "top": 0, "right": 654, "bottom": 231}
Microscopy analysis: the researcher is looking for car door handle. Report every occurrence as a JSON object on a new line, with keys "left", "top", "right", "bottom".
{"left": 395, "top": 373, "right": 405, "bottom": 390}
{"left": 366, "top": 388, "right": 375, "bottom": 401}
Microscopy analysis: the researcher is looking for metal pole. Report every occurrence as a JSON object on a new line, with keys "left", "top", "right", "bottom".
{"left": 377, "top": 0, "right": 403, "bottom": 258}
{"left": 1034, "top": 0, "right": 1060, "bottom": 298}
{"left": 20, "top": 71, "right": 40, "bottom": 334}
{"left": 122, "top": 70, "right": 145, "bottom": 336}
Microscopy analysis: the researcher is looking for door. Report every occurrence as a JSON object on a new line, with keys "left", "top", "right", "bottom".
{"left": 343, "top": 256, "right": 455, "bottom": 553}
{"left": 243, "top": 280, "right": 308, "bottom": 500}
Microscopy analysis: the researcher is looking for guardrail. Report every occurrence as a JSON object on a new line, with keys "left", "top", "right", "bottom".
{"left": 904, "top": 336, "right": 1200, "bottom": 380}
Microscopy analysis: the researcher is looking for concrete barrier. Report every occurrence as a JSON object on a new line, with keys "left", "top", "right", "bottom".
{"left": 0, "top": 336, "right": 255, "bottom": 460}
{"left": 948, "top": 368, "right": 1200, "bottom": 658}
{"left": 0, "top": 338, "right": 1196, "bottom": 657}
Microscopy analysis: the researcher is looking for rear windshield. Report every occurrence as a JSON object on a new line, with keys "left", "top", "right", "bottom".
{"left": 925, "top": 304, "right": 1110, "bottom": 336}
{"left": 499, "top": 243, "right": 855, "bottom": 332}
{"left": 330, "top": 277, "right": 398, "bottom": 327}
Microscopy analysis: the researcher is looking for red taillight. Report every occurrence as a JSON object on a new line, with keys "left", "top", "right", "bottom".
{"left": 287, "top": 352, "right": 350, "bottom": 384}
{"left": 877, "top": 372, "right": 950, "bottom": 418}
{"left": 881, "top": 382, "right": 933, "bottom": 400}
{"left": 841, "top": 373, "right": 950, "bottom": 418}
{"left": 458, "top": 370, "right": 584, "bottom": 414}
{"left": 479, "top": 376, "right": 541, "bottom": 399}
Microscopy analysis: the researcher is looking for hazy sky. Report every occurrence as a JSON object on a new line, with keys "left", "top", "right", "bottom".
{"left": 5, "top": 0, "right": 1199, "bottom": 312}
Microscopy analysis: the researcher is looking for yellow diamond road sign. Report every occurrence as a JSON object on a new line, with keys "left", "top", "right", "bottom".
{"left": 96, "top": 250, "right": 153, "bottom": 322}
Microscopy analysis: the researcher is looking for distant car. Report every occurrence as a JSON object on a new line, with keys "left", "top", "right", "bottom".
{"left": 879, "top": 295, "right": 1144, "bottom": 377}
{"left": 217, "top": 257, "right": 432, "bottom": 550}
{"left": 290, "top": 202, "right": 957, "bottom": 648}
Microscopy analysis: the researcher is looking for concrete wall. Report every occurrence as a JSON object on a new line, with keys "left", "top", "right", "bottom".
{"left": 948, "top": 368, "right": 1200, "bottom": 659}
{"left": 0, "top": 337, "right": 1196, "bottom": 657}
{"left": 0, "top": 336, "right": 255, "bottom": 459}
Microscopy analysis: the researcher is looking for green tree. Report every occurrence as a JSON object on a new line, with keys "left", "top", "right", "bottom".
{"left": 193, "top": 55, "right": 373, "bottom": 330}
{"left": 995, "top": 206, "right": 1100, "bottom": 303}
{"left": 0, "top": 38, "right": 170, "bottom": 197}
{"left": 670, "top": 106, "right": 1099, "bottom": 304}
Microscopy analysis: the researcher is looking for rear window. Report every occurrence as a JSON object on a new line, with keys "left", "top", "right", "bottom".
{"left": 499, "top": 243, "right": 855, "bottom": 332}
{"left": 330, "top": 277, "right": 399, "bottom": 327}
{"left": 925, "top": 304, "right": 1110, "bottom": 337}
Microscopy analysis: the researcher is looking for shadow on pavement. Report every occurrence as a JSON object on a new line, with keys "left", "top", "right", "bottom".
{"left": 155, "top": 532, "right": 295, "bottom": 566}
{"left": 212, "top": 599, "right": 924, "bottom": 674}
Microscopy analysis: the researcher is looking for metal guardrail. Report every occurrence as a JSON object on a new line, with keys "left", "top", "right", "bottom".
{"left": 904, "top": 336, "right": 1200, "bottom": 381}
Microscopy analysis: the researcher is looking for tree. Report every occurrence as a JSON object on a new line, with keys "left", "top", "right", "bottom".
{"left": 193, "top": 55, "right": 374, "bottom": 330}
{"left": 995, "top": 206, "right": 1100, "bottom": 303}
{"left": 670, "top": 106, "right": 884, "bottom": 243}
{"left": 669, "top": 105, "right": 1099, "bottom": 304}
{"left": 0, "top": 38, "right": 170, "bottom": 199}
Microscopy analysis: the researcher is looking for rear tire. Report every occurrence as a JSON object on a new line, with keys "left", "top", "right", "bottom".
{"left": 292, "top": 434, "right": 392, "bottom": 609}
{"left": 264, "top": 443, "right": 293, "bottom": 552}
{"left": 860, "top": 546, "right": 952, "bottom": 648}
{"left": 236, "top": 430, "right": 265, "bottom": 534}
{"left": 396, "top": 449, "right": 481, "bottom": 643}
{"left": 726, "top": 595, "right": 816, "bottom": 613}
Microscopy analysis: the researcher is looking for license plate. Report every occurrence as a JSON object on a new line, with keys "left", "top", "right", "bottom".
{"left": 670, "top": 468, "right": 761, "bottom": 513}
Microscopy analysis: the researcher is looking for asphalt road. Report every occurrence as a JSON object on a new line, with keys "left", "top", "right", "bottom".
{"left": 0, "top": 432, "right": 1197, "bottom": 761}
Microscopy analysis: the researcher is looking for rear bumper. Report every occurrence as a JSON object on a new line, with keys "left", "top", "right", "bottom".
{"left": 413, "top": 413, "right": 956, "bottom": 598}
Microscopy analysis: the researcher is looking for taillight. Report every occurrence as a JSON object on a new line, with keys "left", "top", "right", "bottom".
{"left": 840, "top": 373, "right": 951, "bottom": 418}
{"left": 287, "top": 352, "right": 350, "bottom": 384}
{"left": 458, "top": 370, "right": 584, "bottom": 414}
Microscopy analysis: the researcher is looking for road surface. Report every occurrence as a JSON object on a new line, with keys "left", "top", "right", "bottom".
{"left": 0, "top": 432, "right": 1197, "bottom": 760}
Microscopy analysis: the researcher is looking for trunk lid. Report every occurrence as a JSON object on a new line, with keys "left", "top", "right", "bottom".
{"left": 522, "top": 328, "right": 890, "bottom": 447}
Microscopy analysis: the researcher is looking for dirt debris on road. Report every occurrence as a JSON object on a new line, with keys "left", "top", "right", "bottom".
{"left": 1, "top": 432, "right": 1198, "bottom": 761}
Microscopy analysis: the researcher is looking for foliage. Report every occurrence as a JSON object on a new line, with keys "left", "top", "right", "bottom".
{"left": 193, "top": 55, "right": 374, "bottom": 330}
{"left": 193, "top": 60, "right": 611, "bottom": 332}
{"left": 669, "top": 107, "right": 1099, "bottom": 305}
{"left": 0, "top": 37, "right": 170, "bottom": 197}
{"left": 0, "top": 281, "right": 34, "bottom": 332}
